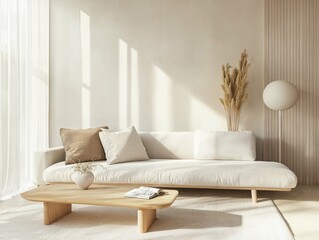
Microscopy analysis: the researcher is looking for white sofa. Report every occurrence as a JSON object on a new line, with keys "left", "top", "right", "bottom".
{"left": 33, "top": 132, "right": 298, "bottom": 203}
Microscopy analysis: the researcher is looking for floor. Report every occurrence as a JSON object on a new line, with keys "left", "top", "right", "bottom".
{"left": 262, "top": 186, "right": 319, "bottom": 240}
{"left": 0, "top": 185, "right": 318, "bottom": 240}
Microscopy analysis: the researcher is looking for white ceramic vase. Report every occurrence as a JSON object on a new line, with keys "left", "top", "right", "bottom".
{"left": 74, "top": 171, "right": 94, "bottom": 190}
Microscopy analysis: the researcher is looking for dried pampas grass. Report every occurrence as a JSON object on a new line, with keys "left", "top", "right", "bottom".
{"left": 220, "top": 49, "right": 250, "bottom": 131}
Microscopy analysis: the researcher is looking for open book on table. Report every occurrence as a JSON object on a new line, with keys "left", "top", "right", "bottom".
{"left": 124, "top": 186, "right": 165, "bottom": 200}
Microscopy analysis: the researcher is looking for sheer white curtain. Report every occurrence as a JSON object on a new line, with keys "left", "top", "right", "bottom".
{"left": 0, "top": 0, "right": 49, "bottom": 200}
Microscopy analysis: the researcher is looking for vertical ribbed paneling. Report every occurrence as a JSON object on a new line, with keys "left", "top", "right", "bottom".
{"left": 264, "top": 0, "right": 319, "bottom": 185}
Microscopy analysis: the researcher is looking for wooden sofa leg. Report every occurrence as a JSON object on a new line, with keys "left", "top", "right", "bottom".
{"left": 251, "top": 189, "right": 257, "bottom": 203}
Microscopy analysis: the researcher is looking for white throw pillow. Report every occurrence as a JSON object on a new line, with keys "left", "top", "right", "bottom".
{"left": 194, "top": 130, "right": 256, "bottom": 161}
{"left": 99, "top": 126, "right": 149, "bottom": 164}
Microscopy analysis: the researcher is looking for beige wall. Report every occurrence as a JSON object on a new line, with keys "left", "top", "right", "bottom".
{"left": 50, "top": 0, "right": 264, "bottom": 158}
{"left": 264, "top": 0, "right": 319, "bottom": 184}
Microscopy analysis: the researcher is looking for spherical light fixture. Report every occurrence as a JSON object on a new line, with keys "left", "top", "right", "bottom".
{"left": 263, "top": 80, "right": 299, "bottom": 111}
{"left": 263, "top": 80, "right": 299, "bottom": 163}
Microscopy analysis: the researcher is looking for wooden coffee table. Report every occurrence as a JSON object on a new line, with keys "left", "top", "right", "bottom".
{"left": 21, "top": 184, "right": 178, "bottom": 233}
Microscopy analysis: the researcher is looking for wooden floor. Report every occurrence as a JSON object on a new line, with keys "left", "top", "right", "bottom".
{"left": 1, "top": 185, "right": 318, "bottom": 240}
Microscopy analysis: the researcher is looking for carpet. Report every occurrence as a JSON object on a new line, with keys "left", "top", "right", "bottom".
{"left": 0, "top": 189, "right": 294, "bottom": 240}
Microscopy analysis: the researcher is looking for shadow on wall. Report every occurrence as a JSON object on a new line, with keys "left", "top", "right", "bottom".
{"left": 50, "top": 0, "right": 264, "bottom": 158}
{"left": 291, "top": 88, "right": 317, "bottom": 185}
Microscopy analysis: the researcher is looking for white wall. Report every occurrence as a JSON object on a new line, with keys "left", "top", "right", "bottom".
{"left": 50, "top": 0, "right": 264, "bottom": 158}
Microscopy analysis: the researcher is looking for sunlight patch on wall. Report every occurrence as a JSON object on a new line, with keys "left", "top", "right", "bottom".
{"left": 31, "top": 76, "right": 48, "bottom": 149}
{"left": 119, "top": 39, "right": 128, "bottom": 128}
{"left": 130, "top": 48, "right": 139, "bottom": 129}
{"left": 152, "top": 65, "right": 172, "bottom": 130}
{"left": 80, "top": 11, "right": 91, "bottom": 128}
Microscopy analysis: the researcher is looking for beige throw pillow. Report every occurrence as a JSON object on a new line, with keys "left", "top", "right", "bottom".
{"left": 99, "top": 126, "right": 149, "bottom": 164}
{"left": 60, "top": 126, "right": 108, "bottom": 165}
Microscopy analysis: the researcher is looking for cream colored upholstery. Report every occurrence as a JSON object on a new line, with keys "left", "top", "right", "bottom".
{"left": 33, "top": 131, "right": 298, "bottom": 191}
{"left": 139, "top": 132, "right": 194, "bottom": 159}
{"left": 32, "top": 147, "right": 65, "bottom": 185}
{"left": 43, "top": 159, "right": 297, "bottom": 189}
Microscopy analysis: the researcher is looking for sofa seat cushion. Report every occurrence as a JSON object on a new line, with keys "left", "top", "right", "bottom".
{"left": 43, "top": 159, "right": 297, "bottom": 189}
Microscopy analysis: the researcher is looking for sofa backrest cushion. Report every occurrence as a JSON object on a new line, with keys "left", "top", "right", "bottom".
{"left": 139, "top": 132, "right": 194, "bottom": 159}
{"left": 194, "top": 130, "right": 256, "bottom": 161}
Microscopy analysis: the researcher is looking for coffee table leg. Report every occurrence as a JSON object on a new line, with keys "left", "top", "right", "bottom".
{"left": 43, "top": 202, "right": 72, "bottom": 225}
{"left": 137, "top": 209, "right": 156, "bottom": 233}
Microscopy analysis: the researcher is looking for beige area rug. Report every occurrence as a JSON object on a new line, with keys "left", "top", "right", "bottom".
{"left": 0, "top": 189, "right": 293, "bottom": 240}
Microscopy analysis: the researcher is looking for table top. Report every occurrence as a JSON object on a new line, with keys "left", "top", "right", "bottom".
{"left": 21, "top": 184, "right": 179, "bottom": 210}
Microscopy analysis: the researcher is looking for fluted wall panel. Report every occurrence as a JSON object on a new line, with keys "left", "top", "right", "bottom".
{"left": 264, "top": 0, "right": 319, "bottom": 184}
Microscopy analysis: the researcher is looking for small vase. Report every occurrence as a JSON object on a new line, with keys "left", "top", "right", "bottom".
{"left": 74, "top": 171, "right": 94, "bottom": 190}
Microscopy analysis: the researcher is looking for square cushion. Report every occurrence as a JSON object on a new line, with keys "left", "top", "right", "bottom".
{"left": 60, "top": 126, "right": 107, "bottom": 165}
{"left": 194, "top": 130, "right": 256, "bottom": 161}
{"left": 99, "top": 126, "right": 149, "bottom": 164}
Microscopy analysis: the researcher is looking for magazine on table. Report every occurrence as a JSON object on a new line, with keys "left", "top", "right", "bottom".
{"left": 124, "top": 186, "right": 165, "bottom": 199}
